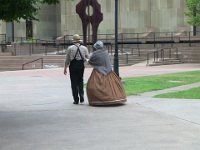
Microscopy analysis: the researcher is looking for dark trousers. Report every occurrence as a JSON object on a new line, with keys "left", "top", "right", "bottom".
{"left": 69, "top": 66, "right": 84, "bottom": 103}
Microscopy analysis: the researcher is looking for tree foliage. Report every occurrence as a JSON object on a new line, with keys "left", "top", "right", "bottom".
{"left": 0, "top": 0, "right": 59, "bottom": 22}
{"left": 186, "top": 0, "right": 200, "bottom": 26}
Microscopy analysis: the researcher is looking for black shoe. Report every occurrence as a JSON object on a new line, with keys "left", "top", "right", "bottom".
{"left": 73, "top": 101, "right": 79, "bottom": 104}
{"left": 80, "top": 98, "right": 84, "bottom": 103}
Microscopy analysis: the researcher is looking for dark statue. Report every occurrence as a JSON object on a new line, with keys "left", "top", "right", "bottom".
{"left": 76, "top": 0, "right": 103, "bottom": 45}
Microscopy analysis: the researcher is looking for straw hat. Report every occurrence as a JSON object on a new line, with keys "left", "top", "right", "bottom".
{"left": 72, "top": 34, "right": 81, "bottom": 43}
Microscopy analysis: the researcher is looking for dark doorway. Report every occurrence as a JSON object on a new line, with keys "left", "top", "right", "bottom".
{"left": 26, "top": 20, "right": 33, "bottom": 39}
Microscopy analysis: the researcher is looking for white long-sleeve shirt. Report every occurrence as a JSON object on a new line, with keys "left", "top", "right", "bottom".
{"left": 65, "top": 43, "right": 89, "bottom": 67}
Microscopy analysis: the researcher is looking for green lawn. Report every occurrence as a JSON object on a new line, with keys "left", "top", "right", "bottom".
{"left": 123, "top": 70, "right": 200, "bottom": 96}
{"left": 154, "top": 87, "right": 200, "bottom": 99}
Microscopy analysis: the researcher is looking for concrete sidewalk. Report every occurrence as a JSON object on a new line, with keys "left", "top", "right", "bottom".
{"left": 130, "top": 81, "right": 200, "bottom": 126}
{"left": 0, "top": 63, "right": 200, "bottom": 150}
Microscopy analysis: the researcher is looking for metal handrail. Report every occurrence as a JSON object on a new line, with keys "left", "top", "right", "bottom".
{"left": 5, "top": 31, "right": 200, "bottom": 56}
{"left": 147, "top": 48, "right": 158, "bottom": 65}
{"left": 22, "top": 57, "right": 43, "bottom": 70}
{"left": 147, "top": 47, "right": 179, "bottom": 65}
{"left": 125, "top": 52, "right": 129, "bottom": 64}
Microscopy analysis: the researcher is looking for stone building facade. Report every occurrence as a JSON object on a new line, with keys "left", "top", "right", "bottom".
{"left": 0, "top": 0, "right": 191, "bottom": 41}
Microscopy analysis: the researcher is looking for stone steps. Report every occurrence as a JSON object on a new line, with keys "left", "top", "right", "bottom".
{"left": 110, "top": 54, "right": 146, "bottom": 66}
{"left": 148, "top": 58, "right": 183, "bottom": 66}
{"left": 0, "top": 52, "right": 12, "bottom": 56}
{"left": 1, "top": 43, "right": 200, "bottom": 71}
{"left": 178, "top": 47, "right": 200, "bottom": 63}
{"left": 0, "top": 56, "right": 66, "bottom": 71}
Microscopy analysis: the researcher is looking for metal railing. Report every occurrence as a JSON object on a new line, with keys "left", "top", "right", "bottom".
{"left": 22, "top": 57, "right": 43, "bottom": 70}
{"left": 147, "top": 47, "right": 179, "bottom": 65}
{"left": 0, "top": 40, "right": 7, "bottom": 52}
{"left": 4, "top": 31, "right": 200, "bottom": 57}
{"left": 125, "top": 52, "right": 129, "bottom": 64}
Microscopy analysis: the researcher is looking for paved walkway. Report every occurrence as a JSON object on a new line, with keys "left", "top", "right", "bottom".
{"left": 0, "top": 63, "right": 200, "bottom": 150}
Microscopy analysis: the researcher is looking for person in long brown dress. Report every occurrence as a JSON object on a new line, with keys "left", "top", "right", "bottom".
{"left": 87, "top": 41, "right": 127, "bottom": 106}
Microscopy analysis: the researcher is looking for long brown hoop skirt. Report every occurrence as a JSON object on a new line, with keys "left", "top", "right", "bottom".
{"left": 87, "top": 70, "right": 127, "bottom": 106}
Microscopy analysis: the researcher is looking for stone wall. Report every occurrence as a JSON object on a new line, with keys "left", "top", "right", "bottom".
{"left": 33, "top": 4, "right": 58, "bottom": 39}
{"left": 61, "top": 0, "right": 190, "bottom": 37}
{"left": 0, "top": 0, "right": 191, "bottom": 40}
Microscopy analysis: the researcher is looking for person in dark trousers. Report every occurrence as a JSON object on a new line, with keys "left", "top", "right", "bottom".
{"left": 64, "top": 34, "right": 89, "bottom": 104}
